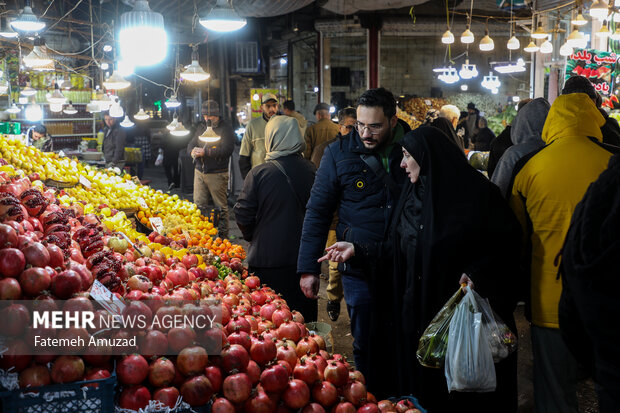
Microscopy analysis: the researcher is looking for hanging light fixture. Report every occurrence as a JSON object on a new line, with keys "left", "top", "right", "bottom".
{"left": 461, "top": 25, "right": 474, "bottom": 44}
{"left": 507, "top": 35, "right": 520, "bottom": 50}
{"left": 6, "top": 101, "right": 21, "bottom": 114}
{"left": 481, "top": 72, "right": 501, "bottom": 90}
{"left": 560, "top": 42, "right": 574, "bottom": 56}
{"left": 199, "top": 120, "right": 222, "bottom": 143}
{"left": 572, "top": 9, "right": 588, "bottom": 26}
{"left": 23, "top": 38, "right": 53, "bottom": 68}
{"left": 0, "top": 17, "right": 18, "bottom": 38}
{"left": 436, "top": 67, "right": 460, "bottom": 84}
{"left": 611, "top": 26, "right": 620, "bottom": 40}
{"left": 524, "top": 40, "right": 540, "bottom": 52}
{"left": 108, "top": 98, "right": 125, "bottom": 118}
{"left": 180, "top": 46, "right": 211, "bottom": 82}
{"left": 49, "top": 103, "right": 63, "bottom": 113}
{"left": 63, "top": 101, "right": 77, "bottom": 115}
{"left": 596, "top": 20, "right": 611, "bottom": 37}
{"left": 460, "top": 84, "right": 468, "bottom": 91}
{"left": 531, "top": 22, "right": 549, "bottom": 39}
{"left": 166, "top": 115, "right": 179, "bottom": 131}
{"left": 119, "top": 0, "right": 167, "bottom": 67}
{"left": 59, "top": 77, "right": 72, "bottom": 90}
{"left": 11, "top": 2, "right": 46, "bottom": 33}
{"left": 47, "top": 86, "right": 67, "bottom": 104}
{"left": 540, "top": 39, "right": 553, "bottom": 54}
{"left": 494, "top": 60, "right": 527, "bottom": 74}
{"left": 479, "top": 30, "right": 494, "bottom": 51}
{"left": 165, "top": 94, "right": 182, "bottom": 108}
{"left": 20, "top": 85, "right": 36, "bottom": 97}
{"left": 96, "top": 93, "right": 112, "bottom": 111}
{"left": 24, "top": 101, "right": 43, "bottom": 122}
{"left": 567, "top": 28, "right": 587, "bottom": 48}
{"left": 199, "top": 0, "right": 247, "bottom": 32}
{"left": 134, "top": 107, "right": 150, "bottom": 120}
{"left": 103, "top": 71, "right": 131, "bottom": 90}
{"left": 120, "top": 115, "right": 134, "bottom": 128}
{"left": 441, "top": 29, "right": 455, "bottom": 44}
{"left": 170, "top": 122, "right": 190, "bottom": 137}
{"left": 459, "top": 59, "right": 479, "bottom": 79}
{"left": 590, "top": 0, "right": 610, "bottom": 21}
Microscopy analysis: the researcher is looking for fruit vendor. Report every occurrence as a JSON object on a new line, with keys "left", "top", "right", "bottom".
{"left": 188, "top": 100, "right": 235, "bottom": 239}
{"left": 239, "top": 93, "right": 279, "bottom": 179}
{"left": 27, "top": 124, "right": 53, "bottom": 152}
{"left": 102, "top": 114, "right": 126, "bottom": 169}
{"left": 297, "top": 87, "right": 409, "bottom": 383}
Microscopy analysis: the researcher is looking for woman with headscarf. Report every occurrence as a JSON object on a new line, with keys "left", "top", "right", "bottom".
{"left": 473, "top": 117, "right": 495, "bottom": 151}
{"left": 234, "top": 115, "right": 317, "bottom": 321}
{"left": 430, "top": 117, "right": 465, "bottom": 153}
{"left": 491, "top": 97, "right": 550, "bottom": 198}
{"left": 321, "top": 126, "right": 522, "bottom": 412}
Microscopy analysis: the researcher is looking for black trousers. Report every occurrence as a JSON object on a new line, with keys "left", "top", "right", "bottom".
{"left": 163, "top": 152, "right": 179, "bottom": 186}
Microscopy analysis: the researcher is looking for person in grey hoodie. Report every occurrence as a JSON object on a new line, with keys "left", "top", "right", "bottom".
{"left": 491, "top": 97, "right": 550, "bottom": 197}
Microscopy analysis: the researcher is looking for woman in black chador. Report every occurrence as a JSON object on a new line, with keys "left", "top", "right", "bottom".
{"left": 322, "top": 126, "right": 522, "bottom": 412}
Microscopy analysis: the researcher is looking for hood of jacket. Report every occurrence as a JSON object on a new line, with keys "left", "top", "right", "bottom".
{"left": 511, "top": 97, "right": 550, "bottom": 145}
{"left": 542, "top": 93, "right": 604, "bottom": 145}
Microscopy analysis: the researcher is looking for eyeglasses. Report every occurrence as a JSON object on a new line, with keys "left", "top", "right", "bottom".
{"left": 355, "top": 121, "right": 384, "bottom": 135}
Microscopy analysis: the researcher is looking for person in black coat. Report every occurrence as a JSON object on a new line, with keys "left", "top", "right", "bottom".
{"left": 322, "top": 126, "right": 522, "bottom": 412}
{"left": 559, "top": 154, "right": 620, "bottom": 413}
{"left": 473, "top": 117, "right": 495, "bottom": 152}
{"left": 234, "top": 115, "right": 317, "bottom": 321}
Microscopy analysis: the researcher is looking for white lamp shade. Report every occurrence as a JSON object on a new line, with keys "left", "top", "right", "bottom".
{"left": 119, "top": 0, "right": 167, "bottom": 67}
{"left": 134, "top": 108, "right": 150, "bottom": 120}
{"left": 507, "top": 36, "right": 520, "bottom": 50}
{"left": 441, "top": 30, "right": 454, "bottom": 44}
{"left": 479, "top": 34, "right": 494, "bottom": 51}
{"left": 165, "top": 95, "right": 182, "bottom": 108}
{"left": 47, "top": 89, "right": 67, "bottom": 104}
{"left": 49, "top": 103, "right": 63, "bottom": 113}
{"left": 572, "top": 12, "right": 588, "bottom": 26}
{"left": 103, "top": 71, "right": 131, "bottom": 90}
{"left": 170, "top": 122, "right": 190, "bottom": 136}
{"left": 461, "top": 28, "right": 474, "bottom": 44}
{"left": 180, "top": 60, "right": 211, "bottom": 82}
{"left": 590, "top": 0, "right": 610, "bottom": 21}
{"left": 63, "top": 103, "right": 78, "bottom": 115}
{"left": 540, "top": 40, "right": 553, "bottom": 54}
{"left": 6, "top": 103, "right": 21, "bottom": 114}
{"left": 10, "top": 6, "right": 45, "bottom": 32}
{"left": 25, "top": 103, "right": 43, "bottom": 121}
{"left": 20, "top": 86, "right": 36, "bottom": 96}
{"left": 109, "top": 102, "right": 125, "bottom": 118}
{"left": 198, "top": 125, "right": 222, "bottom": 142}
{"left": 567, "top": 29, "right": 586, "bottom": 48}
{"left": 120, "top": 115, "right": 135, "bottom": 128}
{"left": 199, "top": 0, "right": 247, "bottom": 32}
{"left": 524, "top": 40, "right": 540, "bottom": 52}
{"left": 559, "top": 43, "right": 574, "bottom": 56}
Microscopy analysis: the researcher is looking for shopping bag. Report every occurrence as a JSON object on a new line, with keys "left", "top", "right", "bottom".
{"left": 470, "top": 289, "right": 517, "bottom": 362}
{"left": 417, "top": 288, "right": 464, "bottom": 368}
{"left": 154, "top": 150, "right": 164, "bottom": 166}
{"left": 444, "top": 286, "right": 496, "bottom": 392}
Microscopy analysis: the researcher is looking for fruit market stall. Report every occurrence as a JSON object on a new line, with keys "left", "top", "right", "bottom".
{"left": 0, "top": 137, "right": 425, "bottom": 413}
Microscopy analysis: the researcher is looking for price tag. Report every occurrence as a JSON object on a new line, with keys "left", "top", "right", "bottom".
{"left": 58, "top": 150, "right": 65, "bottom": 157}
{"left": 138, "top": 197, "right": 148, "bottom": 209}
{"left": 132, "top": 177, "right": 142, "bottom": 186}
{"left": 79, "top": 176, "right": 92, "bottom": 189}
{"left": 149, "top": 217, "right": 164, "bottom": 233}
{"left": 424, "top": 99, "right": 431, "bottom": 106}
{"left": 89, "top": 280, "right": 125, "bottom": 316}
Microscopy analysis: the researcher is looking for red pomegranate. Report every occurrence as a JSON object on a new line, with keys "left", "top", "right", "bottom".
{"left": 117, "top": 354, "right": 149, "bottom": 386}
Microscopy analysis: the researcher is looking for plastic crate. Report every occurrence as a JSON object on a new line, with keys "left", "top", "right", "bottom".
{"left": 388, "top": 395, "right": 427, "bottom": 413}
{"left": 0, "top": 371, "right": 116, "bottom": 413}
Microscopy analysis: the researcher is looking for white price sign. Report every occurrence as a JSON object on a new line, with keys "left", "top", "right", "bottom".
{"left": 89, "top": 280, "right": 125, "bottom": 316}
{"left": 58, "top": 150, "right": 66, "bottom": 157}
{"left": 424, "top": 99, "right": 431, "bottom": 106}
{"left": 149, "top": 217, "right": 164, "bottom": 233}
{"left": 138, "top": 197, "right": 148, "bottom": 209}
{"left": 79, "top": 176, "right": 92, "bottom": 189}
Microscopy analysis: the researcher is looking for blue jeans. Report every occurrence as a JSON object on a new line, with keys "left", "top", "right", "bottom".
{"left": 341, "top": 275, "right": 372, "bottom": 378}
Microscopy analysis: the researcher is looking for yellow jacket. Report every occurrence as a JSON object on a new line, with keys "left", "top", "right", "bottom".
{"left": 510, "top": 93, "right": 612, "bottom": 328}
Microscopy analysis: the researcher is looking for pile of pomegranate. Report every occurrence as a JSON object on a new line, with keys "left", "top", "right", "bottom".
{"left": 0, "top": 175, "right": 422, "bottom": 413}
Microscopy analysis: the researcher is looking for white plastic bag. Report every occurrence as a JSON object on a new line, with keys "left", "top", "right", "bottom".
{"left": 154, "top": 149, "right": 164, "bottom": 166}
{"left": 474, "top": 291, "right": 517, "bottom": 362}
{"left": 444, "top": 286, "right": 496, "bottom": 392}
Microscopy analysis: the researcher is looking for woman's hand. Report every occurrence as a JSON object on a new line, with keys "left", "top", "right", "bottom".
{"left": 318, "top": 242, "right": 355, "bottom": 263}
{"left": 459, "top": 273, "right": 474, "bottom": 291}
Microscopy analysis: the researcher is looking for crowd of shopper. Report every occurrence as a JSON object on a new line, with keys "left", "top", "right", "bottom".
{"left": 229, "top": 78, "right": 620, "bottom": 413}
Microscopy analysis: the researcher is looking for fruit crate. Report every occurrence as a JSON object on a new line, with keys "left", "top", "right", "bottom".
{"left": 0, "top": 370, "right": 116, "bottom": 413}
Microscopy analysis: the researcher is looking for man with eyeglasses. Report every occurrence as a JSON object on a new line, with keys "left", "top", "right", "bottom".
{"left": 309, "top": 107, "right": 357, "bottom": 322}
{"left": 297, "top": 88, "right": 409, "bottom": 383}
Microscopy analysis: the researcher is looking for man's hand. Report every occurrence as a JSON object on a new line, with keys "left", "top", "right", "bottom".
{"left": 459, "top": 273, "right": 474, "bottom": 291}
{"left": 300, "top": 273, "right": 320, "bottom": 299}
{"left": 318, "top": 242, "right": 355, "bottom": 263}
{"left": 191, "top": 148, "right": 205, "bottom": 159}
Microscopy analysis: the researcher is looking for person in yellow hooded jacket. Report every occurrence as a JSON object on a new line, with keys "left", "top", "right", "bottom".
{"left": 509, "top": 92, "right": 614, "bottom": 413}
